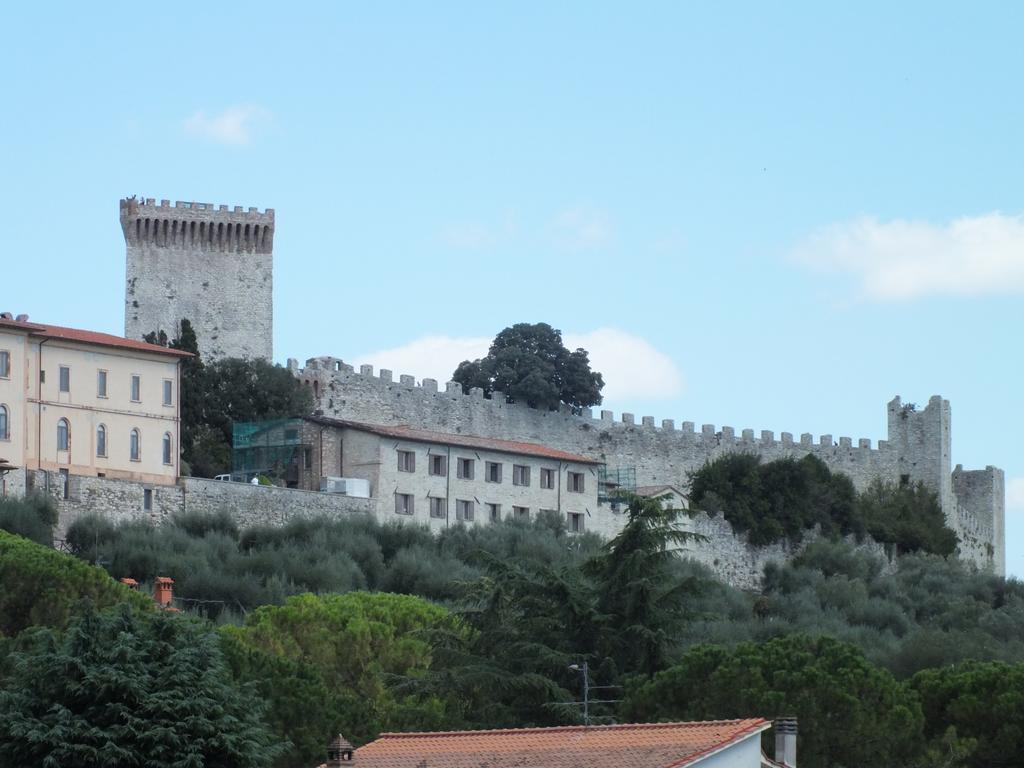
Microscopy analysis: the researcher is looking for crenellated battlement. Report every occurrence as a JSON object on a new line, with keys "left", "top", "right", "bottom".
{"left": 291, "top": 354, "right": 1004, "bottom": 575}
{"left": 122, "top": 195, "right": 273, "bottom": 361}
{"left": 294, "top": 356, "right": 891, "bottom": 462}
{"left": 120, "top": 197, "right": 275, "bottom": 253}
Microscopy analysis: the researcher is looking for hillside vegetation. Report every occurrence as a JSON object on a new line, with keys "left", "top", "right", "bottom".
{"left": 0, "top": 470, "right": 1019, "bottom": 767}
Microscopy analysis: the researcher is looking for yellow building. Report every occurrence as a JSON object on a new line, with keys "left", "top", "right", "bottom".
{"left": 0, "top": 316, "right": 189, "bottom": 486}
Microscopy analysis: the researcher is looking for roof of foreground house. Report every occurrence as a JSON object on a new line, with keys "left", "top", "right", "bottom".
{"left": 350, "top": 719, "right": 771, "bottom": 768}
{"left": 306, "top": 416, "right": 601, "bottom": 465}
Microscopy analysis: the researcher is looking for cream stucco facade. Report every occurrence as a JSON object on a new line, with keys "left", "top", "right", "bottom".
{"left": 0, "top": 317, "right": 188, "bottom": 489}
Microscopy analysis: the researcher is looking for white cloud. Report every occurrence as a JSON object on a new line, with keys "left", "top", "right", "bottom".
{"left": 1009, "top": 477, "right": 1024, "bottom": 514}
{"left": 183, "top": 105, "right": 269, "bottom": 145}
{"left": 563, "top": 329, "right": 684, "bottom": 400}
{"left": 353, "top": 328, "right": 683, "bottom": 402}
{"left": 791, "top": 212, "right": 1024, "bottom": 300}
{"left": 551, "top": 206, "right": 613, "bottom": 251}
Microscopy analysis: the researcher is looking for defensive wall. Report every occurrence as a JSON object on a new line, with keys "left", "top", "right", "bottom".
{"left": 121, "top": 197, "right": 274, "bottom": 361}
{"left": 290, "top": 356, "right": 1005, "bottom": 576}
{"left": 10, "top": 469, "right": 373, "bottom": 541}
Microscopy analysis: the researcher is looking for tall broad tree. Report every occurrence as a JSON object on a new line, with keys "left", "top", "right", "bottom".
{"left": 453, "top": 322, "right": 603, "bottom": 411}
{"left": 583, "top": 493, "right": 705, "bottom": 677}
{"left": 621, "top": 634, "right": 926, "bottom": 768}
{"left": 0, "top": 603, "right": 278, "bottom": 768}
{"left": 145, "top": 319, "right": 313, "bottom": 477}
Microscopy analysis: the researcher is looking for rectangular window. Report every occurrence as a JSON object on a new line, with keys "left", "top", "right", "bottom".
{"left": 456, "top": 499, "right": 475, "bottom": 521}
{"left": 568, "top": 512, "right": 584, "bottom": 533}
{"left": 485, "top": 461, "right": 502, "bottom": 483}
{"left": 457, "top": 458, "right": 475, "bottom": 480}
{"left": 487, "top": 502, "right": 501, "bottom": 522}
{"left": 143, "top": 488, "right": 153, "bottom": 512}
{"left": 512, "top": 464, "right": 531, "bottom": 486}
{"left": 97, "top": 370, "right": 107, "bottom": 398}
{"left": 395, "top": 493, "right": 415, "bottom": 515}
{"left": 303, "top": 447, "right": 313, "bottom": 470}
{"left": 429, "top": 454, "right": 447, "bottom": 476}
{"left": 397, "top": 450, "right": 416, "bottom": 472}
{"left": 568, "top": 471, "right": 585, "bottom": 493}
{"left": 130, "top": 374, "right": 141, "bottom": 402}
{"left": 162, "top": 379, "right": 173, "bottom": 406}
{"left": 540, "top": 468, "right": 555, "bottom": 489}
{"left": 513, "top": 505, "right": 530, "bottom": 521}
{"left": 59, "top": 366, "right": 70, "bottom": 393}
{"left": 429, "top": 496, "right": 446, "bottom": 519}
{"left": 0, "top": 350, "right": 9, "bottom": 378}
{"left": 60, "top": 468, "right": 69, "bottom": 500}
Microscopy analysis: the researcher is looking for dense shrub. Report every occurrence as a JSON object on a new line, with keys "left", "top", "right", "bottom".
{"left": 689, "top": 454, "right": 860, "bottom": 545}
{"left": 0, "top": 493, "right": 58, "bottom": 546}
{"left": 689, "top": 453, "right": 959, "bottom": 555}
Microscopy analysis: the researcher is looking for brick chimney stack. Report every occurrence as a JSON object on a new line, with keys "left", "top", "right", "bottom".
{"left": 154, "top": 576, "right": 175, "bottom": 608}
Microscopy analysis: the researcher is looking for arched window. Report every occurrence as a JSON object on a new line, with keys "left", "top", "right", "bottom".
{"left": 0, "top": 405, "right": 8, "bottom": 441}
{"left": 130, "top": 428, "right": 140, "bottom": 462}
{"left": 96, "top": 424, "right": 107, "bottom": 457}
{"left": 162, "top": 433, "right": 172, "bottom": 465}
{"left": 57, "top": 418, "right": 70, "bottom": 451}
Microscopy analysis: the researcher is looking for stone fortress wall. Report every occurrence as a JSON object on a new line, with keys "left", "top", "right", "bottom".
{"left": 121, "top": 197, "right": 274, "bottom": 361}
{"left": 290, "top": 356, "right": 1005, "bottom": 576}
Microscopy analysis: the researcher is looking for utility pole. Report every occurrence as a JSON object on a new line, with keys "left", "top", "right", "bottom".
{"left": 569, "top": 662, "right": 590, "bottom": 725}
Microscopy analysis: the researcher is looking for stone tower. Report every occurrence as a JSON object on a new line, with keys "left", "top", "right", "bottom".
{"left": 121, "top": 197, "right": 274, "bottom": 361}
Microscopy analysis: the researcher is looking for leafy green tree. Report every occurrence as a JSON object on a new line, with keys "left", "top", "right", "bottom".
{"left": 912, "top": 660, "right": 1024, "bottom": 768}
{"left": 0, "top": 530, "right": 151, "bottom": 637}
{"left": 145, "top": 319, "right": 313, "bottom": 477}
{"left": 221, "top": 592, "right": 467, "bottom": 764}
{"left": 453, "top": 322, "right": 603, "bottom": 411}
{"left": 0, "top": 493, "right": 58, "bottom": 546}
{"left": 621, "top": 634, "right": 926, "bottom": 768}
{"left": 689, "top": 453, "right": 860, "bottom": 545}
{"left": 584, "top": 492, "right": 705, "bottom": 676}
{"left": 860, "top": 479, "right": 958, "bottom": 556}
{"left": 0, "top": 603, "right": 277, "bottom": 767}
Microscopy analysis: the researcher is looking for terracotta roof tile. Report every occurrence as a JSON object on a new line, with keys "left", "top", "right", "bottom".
{"left": 307, "top": 417, "right": 601, "bottom": 465}
{"left": 0, "top": 318, "right": 191, "bottom": 358}
{"left": 353, "top": 719, "right": 770, "bottom": 768}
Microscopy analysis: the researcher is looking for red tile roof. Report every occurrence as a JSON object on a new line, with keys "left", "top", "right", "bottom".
{"left": 307, "top": 417, "right": 601, "bottom": 465}
{"left": 352, "top": 719, "right": 771, "bottom": 768}
{"left": 0, "top": 318, "right": 191, "bottom": 358}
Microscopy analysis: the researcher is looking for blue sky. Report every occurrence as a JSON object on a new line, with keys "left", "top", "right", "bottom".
{"left": 3, "top": 3, "right": 1022, "bottom": 573}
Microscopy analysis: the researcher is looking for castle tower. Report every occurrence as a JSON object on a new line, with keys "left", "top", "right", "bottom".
{"left": 121, "top": 197, "right": 274, "bottom": 361}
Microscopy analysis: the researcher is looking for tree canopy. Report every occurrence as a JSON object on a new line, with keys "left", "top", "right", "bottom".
{"left": 145, "top": 319, "right": 313, "bottom": 477}
{"left": 0, "top": 529, "right": 150, "bottom": 637}
{"left": 221, "top": 592, "right": 467, "bottom": 766}
{"left": 452, "top": 322, "right": 603, "bottom": 411}
{"left": 689, "top": 453, "right": 958, "bottom": 554}
{"left": 621, "top": 634, "right": 926, "bottom": 768}
{"left": 0, "top": 603, "right": 278, "bottom": 768}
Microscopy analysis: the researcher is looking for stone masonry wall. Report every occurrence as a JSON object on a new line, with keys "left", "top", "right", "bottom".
{"left": 18, "top": 470, "right": 373, "bottom": 541}
{"left": 292, "top": 357, "right": 1004, "bottom": 575}
{"left": 121, "top": 198, "right": 274, "bottom": 361}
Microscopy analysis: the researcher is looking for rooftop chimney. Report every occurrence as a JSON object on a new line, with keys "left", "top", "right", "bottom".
{"left": 774, "top": 717, "right": 797, "bottom": 768}
{"left": 326, "top": 733, "right": 355, "bottom": 766}
{"left": 154, "top": 576, "right": 175, "bottom": 608}
{"left": 119, "top": 578, "right": 139, "bottom": 590}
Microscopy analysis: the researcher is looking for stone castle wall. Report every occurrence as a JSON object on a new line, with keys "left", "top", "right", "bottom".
{"left": 291, "top": 356, "right": 1005, "bottom": 575}
{"left": 9, "top": 469, "right": 373, "bottom": 541}
{"left": 121, "top": 198, "right": 274, "bottom": 361}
